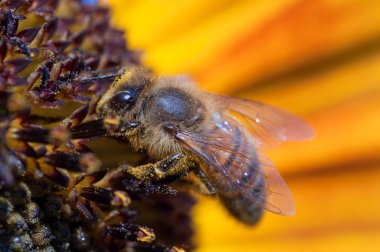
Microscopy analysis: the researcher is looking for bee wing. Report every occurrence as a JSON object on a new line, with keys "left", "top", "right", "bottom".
{"left": 176, "top": 119, "right": 295, "bottom": 216}
{"left": 209, "top": 94, "right": 314, "bottom": 148}
{"left": 258, "top": 152, "right": 296, "bottom": 215}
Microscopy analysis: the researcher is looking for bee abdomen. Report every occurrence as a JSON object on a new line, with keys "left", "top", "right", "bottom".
{"left": 218, "top": 126, "right": 266, "bottom": 225}
{"left": 219, "top": 172, "right": 265, "bottom": 225}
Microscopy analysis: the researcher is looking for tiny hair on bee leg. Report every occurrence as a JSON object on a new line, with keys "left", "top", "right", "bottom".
{"left": 122, "top": 153, "right": 197, "bottom": 183}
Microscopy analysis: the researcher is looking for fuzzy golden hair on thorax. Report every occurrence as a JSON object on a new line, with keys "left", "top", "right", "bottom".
{"left": 126, "top": 73, "right": 217, "bottom": 159}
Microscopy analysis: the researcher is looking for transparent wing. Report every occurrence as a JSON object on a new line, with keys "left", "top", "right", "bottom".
{"left": 209, "top": 94, "right": 314, "bottom": 148}
{"left": 176, "top": 116, "right": 295, "bottom": 216}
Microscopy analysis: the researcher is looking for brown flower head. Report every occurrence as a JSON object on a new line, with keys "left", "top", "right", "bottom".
{"left": 0, "top": 0, "right": 193, "bottom": 251}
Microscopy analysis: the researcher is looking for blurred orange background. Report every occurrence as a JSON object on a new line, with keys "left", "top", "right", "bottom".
{"left": 105, "top": 0, "right": 380, "bottom": 251}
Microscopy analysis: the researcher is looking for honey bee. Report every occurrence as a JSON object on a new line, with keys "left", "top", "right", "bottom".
{"left": 96, "top": 67, "right": 313, "bottom": 225}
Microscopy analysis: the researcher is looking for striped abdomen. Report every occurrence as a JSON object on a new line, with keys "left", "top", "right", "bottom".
{"left": 200, "top": 124, "right": 266, "bottom": 225}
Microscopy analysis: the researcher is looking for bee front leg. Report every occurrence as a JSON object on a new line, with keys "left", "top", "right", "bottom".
{"left": 122, "top": 153, "right": 196, "bottom": 183}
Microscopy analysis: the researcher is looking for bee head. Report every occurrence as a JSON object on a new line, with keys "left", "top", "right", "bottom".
{"left": 96, "top": 67, "right": 153, "bottom": 118}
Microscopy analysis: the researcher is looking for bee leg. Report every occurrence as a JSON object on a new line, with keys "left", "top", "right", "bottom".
{"left": 192, "top": 169, "right": 217, "bottom": 196}
{"left": 122, "top": 153, "right": 196, "bottom": 183}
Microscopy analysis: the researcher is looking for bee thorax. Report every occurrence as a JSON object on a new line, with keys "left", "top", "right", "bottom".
{"left": 144, "top": 87, "right": 204, "bottom": 127}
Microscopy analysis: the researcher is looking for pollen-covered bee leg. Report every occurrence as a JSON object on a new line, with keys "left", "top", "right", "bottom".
{"left": 122, "top": 153, "right": 196, "bottom": 183}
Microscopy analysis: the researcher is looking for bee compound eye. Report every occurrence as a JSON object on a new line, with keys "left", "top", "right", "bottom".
{"left": 107, "top": 91, "right": 136, "bottom": 113}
